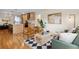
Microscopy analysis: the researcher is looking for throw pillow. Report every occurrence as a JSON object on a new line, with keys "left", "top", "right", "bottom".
{"left": 59, "top": 33, "right": 77, "bottom": 43}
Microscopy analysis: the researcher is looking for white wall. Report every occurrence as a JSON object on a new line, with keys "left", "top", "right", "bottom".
{"left": 0, "top": 9, "right": 79, "bottom": 33}
{"left": 75, "top": 14, "right": 79, "bottom": 27}
{"left": 0, "top": 12, "right": 14, "bottom": 24}
{"left": 35, "top": 9, "right": 79, "bottom": 33}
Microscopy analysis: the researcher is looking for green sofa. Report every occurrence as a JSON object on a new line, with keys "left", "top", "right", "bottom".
{"left": 52, "top": 34, "right": 79, "bottom": 49}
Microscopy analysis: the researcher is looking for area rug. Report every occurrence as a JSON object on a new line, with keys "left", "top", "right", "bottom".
{"left": 24, "top": 38, "right": 52, "bottom": 49}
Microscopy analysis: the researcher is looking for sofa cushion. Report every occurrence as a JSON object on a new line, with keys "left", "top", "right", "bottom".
{"left": 72, "top": 34, "right": 79, "bottom": 46}
{"left": 52, "top": 39, "right": 79, "bottom": 49}
{"left": 59, "top": 33, "right": 77, "bottom": 43}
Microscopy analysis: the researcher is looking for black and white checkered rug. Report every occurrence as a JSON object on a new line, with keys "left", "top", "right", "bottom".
{"left": 24, "top": 38, "right": 52, "bottom": 49}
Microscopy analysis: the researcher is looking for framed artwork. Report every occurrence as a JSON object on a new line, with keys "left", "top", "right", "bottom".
{"left": 48, "top": 13, "right": 62, "bottom": 24}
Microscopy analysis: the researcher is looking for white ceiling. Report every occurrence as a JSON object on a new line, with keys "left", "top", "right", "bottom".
{"left": 0, "top": 9, "right": 47, "bottom": 13}
{"left": 0, "top": 9, "right": 79, "bottom": 17}
{"left": 0, "top": 9, "right": 79, "bottom": 13}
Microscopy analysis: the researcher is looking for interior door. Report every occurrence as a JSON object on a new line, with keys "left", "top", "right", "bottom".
{"left": 68, "top": 14, "right": 75, "bottom": 28}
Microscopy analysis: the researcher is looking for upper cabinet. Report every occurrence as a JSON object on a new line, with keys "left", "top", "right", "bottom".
{"left": 21, "top": 12, "right": 35, "bottom": 21}
{"left": 29, "top": 12, "right": 35, "bottom": 20}
{"left": 21, "top": 13, "right": 27, "bottom": 21}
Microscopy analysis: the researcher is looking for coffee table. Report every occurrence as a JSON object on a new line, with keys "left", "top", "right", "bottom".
{"left": 34, "top": 32, "right": 55, "bottom": 45}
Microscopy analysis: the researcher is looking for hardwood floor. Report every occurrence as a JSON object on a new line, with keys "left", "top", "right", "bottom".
{"left": 0, "top": 29, "right": 31, "bottom": 49}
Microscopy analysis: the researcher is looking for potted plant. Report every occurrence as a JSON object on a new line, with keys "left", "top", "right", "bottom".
{"left": 37, "top": 19, "right": 47, "bottom": 34}
{"left": 38, "top": 19, "right": 46, "bottom": 28}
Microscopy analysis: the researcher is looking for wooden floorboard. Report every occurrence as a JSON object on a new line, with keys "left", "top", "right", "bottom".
{"left": 0, "top": 29, "right": 31, "bottom": 49}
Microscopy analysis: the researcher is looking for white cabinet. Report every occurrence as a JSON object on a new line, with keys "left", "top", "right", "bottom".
{"left": 13, "top": 24, "right": 23, "bottom": 34}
